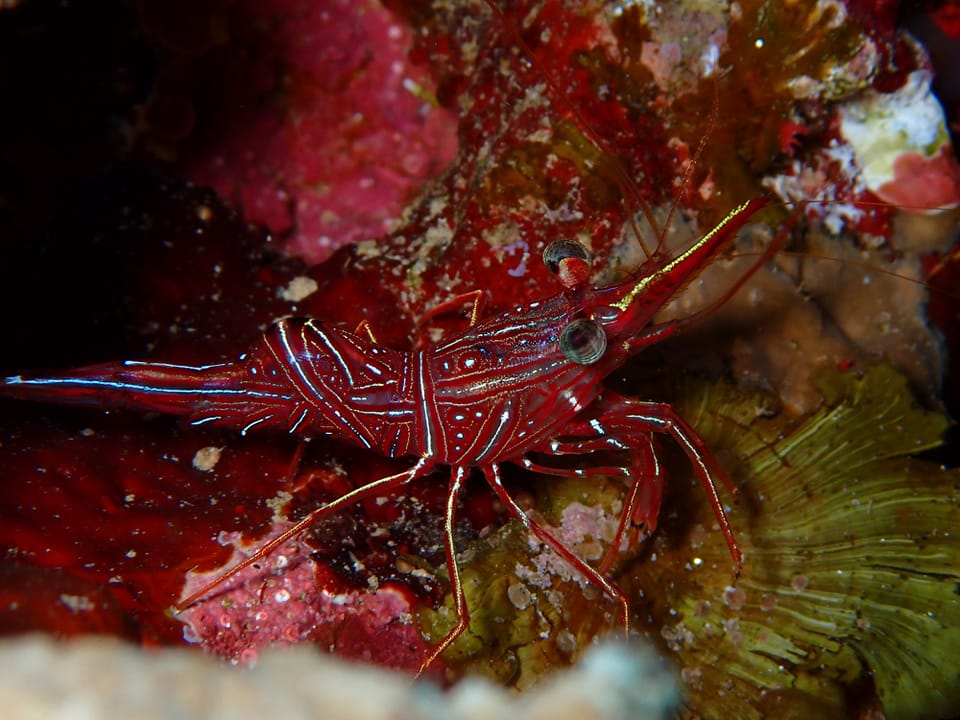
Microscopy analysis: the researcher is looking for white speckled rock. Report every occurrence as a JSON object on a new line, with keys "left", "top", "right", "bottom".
{"left": 0, "top": 636, "right": 676, "bottom": 720}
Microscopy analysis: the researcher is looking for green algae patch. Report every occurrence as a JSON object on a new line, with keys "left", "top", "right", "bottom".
{"left": 635, "top": 365, "right": 960, "bottom": 719}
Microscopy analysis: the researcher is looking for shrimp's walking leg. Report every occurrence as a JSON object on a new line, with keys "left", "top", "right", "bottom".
{"left": 522, "top": 435, "right": 662, "bottom": 575}
{"left": 598, "top": 435, "right": 662, "bottom": 576}
{"left": 417, "top": 465, "right": 469, "bottom": 674}
{"left": 523, "top": 390, "right": 741, "bottom": 576}
{"left": 176, "top": 457, "right": 437, "bottom": 611}
{"left": 417, "top": 289, "right": 485, "bottom": 329}
{"left": 482, "top": 464, "right": 631, "bottom": 631}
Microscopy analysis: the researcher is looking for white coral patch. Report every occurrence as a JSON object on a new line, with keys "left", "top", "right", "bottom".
{"left": 838, "top": 70, "right": 952, "bottom": 193}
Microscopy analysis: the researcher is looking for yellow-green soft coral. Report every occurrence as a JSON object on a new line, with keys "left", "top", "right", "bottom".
{"left": 634, "top": 365, "right": 960, "bottom": 719}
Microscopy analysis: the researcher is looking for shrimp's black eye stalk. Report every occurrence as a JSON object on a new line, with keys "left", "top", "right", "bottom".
{"left": 543, "top": 239, "right": 591, "bottom": 273}
{"left": 543, "top": 239, "right": 592, "bottom": 290}
{"left": 559, "top": 318, "right": 607, "bottom": 364}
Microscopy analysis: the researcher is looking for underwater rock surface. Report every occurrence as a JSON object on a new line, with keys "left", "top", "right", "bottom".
{"left": 0, "top": 636, "right": 678, "bottom": 720}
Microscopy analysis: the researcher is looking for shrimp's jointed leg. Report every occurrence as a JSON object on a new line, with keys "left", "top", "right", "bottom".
{"left": 482, "top": 464, "right": 631, "bottom": 631}
{"left": 175, "top": 457, "right": 437, "bottom": 612}
{"left": 522, "top": 434, "right": 663, "bottom": 576}
{"left": 418, "top": 465, "right": 470, "bottom": 674}
{"left": 527, "top": 391, "right": 742, "bottom": 577}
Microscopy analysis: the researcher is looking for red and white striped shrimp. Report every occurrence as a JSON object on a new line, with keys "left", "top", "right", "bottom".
{"left": 2, "top": 193, "right": 773, "bottom": 669}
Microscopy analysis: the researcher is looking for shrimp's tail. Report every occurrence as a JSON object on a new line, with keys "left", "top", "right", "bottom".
{"left": 2, "top": 356, "right": 298, "bottom": 434}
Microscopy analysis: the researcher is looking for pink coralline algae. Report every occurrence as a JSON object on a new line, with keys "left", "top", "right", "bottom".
{"left": 178, "top": 533, "right": 426, "bottom": 668}
{"left": 142, "top": 0, "right": 459, "bottom": 264}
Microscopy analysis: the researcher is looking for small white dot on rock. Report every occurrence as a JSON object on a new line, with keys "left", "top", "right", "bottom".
{"left": 192, "top": 446, "right": 223, "bottom": 472}
{"left": 279, "top": 276, "right": 319, "bottom": 303}
{"left": 507, "top": 582, "right": 532, "bottom": 611}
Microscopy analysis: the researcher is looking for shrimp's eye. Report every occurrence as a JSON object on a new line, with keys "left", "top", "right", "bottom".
{"left": 543, "top": 239, "right": 591, "bottom": 273}
{"left": 543, "top": 240, "right": 591, "bottom": 289}
{"left": 559, "top": 318, "right": 607, "bottom": 365}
